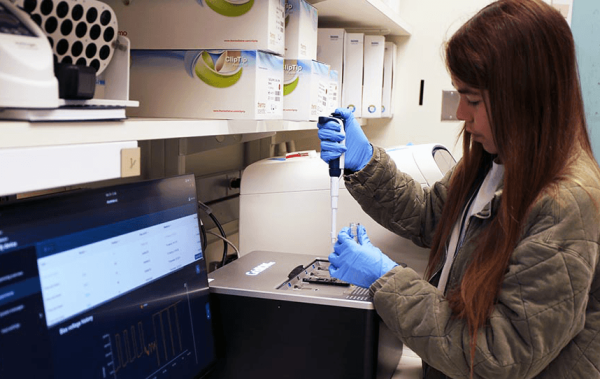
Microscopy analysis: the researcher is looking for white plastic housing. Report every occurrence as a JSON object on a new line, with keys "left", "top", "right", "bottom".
{"left": 239, "top": 143, "right": 456, "bottom": 277}
{"left": 0, "top": 0, "right": 58, "bottom": 109}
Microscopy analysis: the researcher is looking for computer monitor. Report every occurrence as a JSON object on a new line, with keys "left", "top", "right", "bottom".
{"left": 0, "top": 174, "right": 216, "bottom": 379}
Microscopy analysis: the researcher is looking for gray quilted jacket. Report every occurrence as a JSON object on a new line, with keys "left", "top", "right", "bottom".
{"left": 344, "top": 146, "right": 600, "bottom": 379}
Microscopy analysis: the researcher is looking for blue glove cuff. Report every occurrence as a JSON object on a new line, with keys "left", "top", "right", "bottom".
{"left": 381, "top": 257, "right": 399, "bottom": 277}
{"left": 354, "top": 143, "right": 373, "bottom": 171}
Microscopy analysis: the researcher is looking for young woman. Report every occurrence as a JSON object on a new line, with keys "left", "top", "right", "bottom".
{"left": 317, "top": 0, "right": 600, "bottom": 378}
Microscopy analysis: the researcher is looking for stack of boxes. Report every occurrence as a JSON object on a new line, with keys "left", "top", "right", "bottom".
{"left": 317, "top": 28, "right": 345, "bottom": 113}
{"left": 104, "top": 0, "right": 397, "bottom": 122}
{"left": 104, "top": 0, "right": 286, "bottom": 120}
{"left": 282, "top": 0, "right": 331, "bottom": 121}
{"left": 317, "top": 30, "right": 397, "bottom": 120}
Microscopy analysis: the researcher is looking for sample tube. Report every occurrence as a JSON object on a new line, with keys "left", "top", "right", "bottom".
{"left": 350, "top": 222, "right": 359, "bottom": 243}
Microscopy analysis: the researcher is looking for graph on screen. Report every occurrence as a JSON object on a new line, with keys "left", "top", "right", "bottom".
{"left": 102, "top": 283, "right": 204, "bottom": 379}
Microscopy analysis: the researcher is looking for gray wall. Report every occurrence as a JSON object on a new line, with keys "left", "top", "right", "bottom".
{"left": 572, "top": 0, "right": 600, "bottom": 160}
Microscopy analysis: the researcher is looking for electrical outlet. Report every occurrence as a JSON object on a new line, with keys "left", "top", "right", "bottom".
{"left": 196, "top": 170, "right": 241, "bottom": 203}
{"left": 441, "top": 90, "right": 460, "bottom": 121}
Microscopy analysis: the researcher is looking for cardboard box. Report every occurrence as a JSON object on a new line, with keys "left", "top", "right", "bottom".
{"left": 342, "top": 33, "right": 364, "bottom": 117}
{"left": 382, "top": 42, "right": 397, "bottom": 118}
{"left": 285, "top": 0, "right": 318, "bottom": 59}
{"left": 128, "top": 50, "right": 283, "bottom": 120}
{"left": 283, "top": 59, "right": 329, "bottom": 121}
{"left": 362, "top": 35, "right": 385, "bottom": 118}
{"left": 317, "top": 28, "right": 345, "bottom": 81}
{"left": 103, "top": 0, "right": 286, "bottom": 55}
{"left": 327, "top": 69, "right": 340, "bottom": 114}
{"left": 317, "top": 28, "right": 345, "bottom": 111}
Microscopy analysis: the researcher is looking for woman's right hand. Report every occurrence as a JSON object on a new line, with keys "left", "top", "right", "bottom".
{"left": 317, "top": 107, "right": 373, "bottom": 172}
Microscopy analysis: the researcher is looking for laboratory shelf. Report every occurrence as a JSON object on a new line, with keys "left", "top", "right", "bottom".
{"left": 0, "top": 118, "right": 318, "bottom": 149}
{"left": 309, "top": 0, "right": 412, "bottom": 36}
{"left": 0, "top": 0, "right": 410, "bottom": 150}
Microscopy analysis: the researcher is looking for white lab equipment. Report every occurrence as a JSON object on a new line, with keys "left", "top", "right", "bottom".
{"left": 12, "top": 0, "right": 119, "bottom": 76}
{"left": 239, "top": 143, "right": 456, "bottom": 277}
{"left": 0, "top": 0, "right": 59, "bottom": 109}
{"left": 0, "top": 0, "right": 138, "bottom": 121}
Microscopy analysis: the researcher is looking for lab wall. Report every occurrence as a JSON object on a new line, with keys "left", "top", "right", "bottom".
{"left": 367, "top": 0, "right": 494, "bottom": 160}
{"left": 571, "top": 0, "right": 600, "bottom": 161}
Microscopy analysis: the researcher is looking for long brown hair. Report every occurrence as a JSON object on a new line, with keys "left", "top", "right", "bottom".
{"left": 426, "top": 0, "right": 597, "bottom": 370}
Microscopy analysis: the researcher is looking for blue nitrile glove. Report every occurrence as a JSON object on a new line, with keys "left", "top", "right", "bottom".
{"left": 317, "top": 107, "right": 374, "bottom": 172}
{"left": 328, "top": 224, "right": 398, "bottom": 288}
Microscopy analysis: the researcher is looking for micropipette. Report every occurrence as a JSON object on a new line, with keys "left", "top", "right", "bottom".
{"left": 318, "top": 114, "right": 345, "bottom": 251}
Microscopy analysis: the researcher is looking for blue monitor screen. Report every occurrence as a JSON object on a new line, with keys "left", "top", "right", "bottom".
{"left": 0, "top": 174, "right": 215, "bottom": 379}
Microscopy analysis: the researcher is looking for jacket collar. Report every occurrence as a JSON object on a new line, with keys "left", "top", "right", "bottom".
{"left": 473, "top": 186, "right": 503, "bottom": 219}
